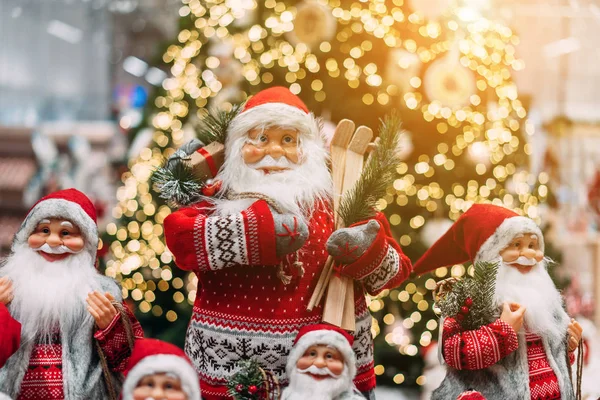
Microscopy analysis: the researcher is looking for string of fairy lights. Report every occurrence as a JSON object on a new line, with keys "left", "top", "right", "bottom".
{"left": 107, "top": 0, "right": 547, "bottom": 386}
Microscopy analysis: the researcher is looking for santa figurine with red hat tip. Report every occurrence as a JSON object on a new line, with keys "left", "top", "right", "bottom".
{"left": 121, "top": 338, "right": 201, "bottom": 400}
{"left": 282, "top": 324, "right": 365, "bottom": 400}
{"left": 163, "top": 86, "right": 412, "bottom": 399}
{"left": 413, "top": 204, "right": 582, "bottom": 400}
{"left": 0, "top": 188, "right": 144, "bottom": 399}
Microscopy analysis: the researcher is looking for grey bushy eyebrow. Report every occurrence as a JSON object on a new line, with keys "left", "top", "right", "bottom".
{"left": 60, "top": 221, "right": 74, "bottom": 228}
{"left": 39, "top": 219, "right": 51, "bottom": 225}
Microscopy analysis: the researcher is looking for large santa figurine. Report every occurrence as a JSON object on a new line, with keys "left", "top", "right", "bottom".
{"left": 413, "top": 204, "right": 582, "bottom": 400}
{"left": 163, "top": 86, "right": 412, "bottom": 399}
{"left": 0, "top": 188, "right": 144, "bottom": 399}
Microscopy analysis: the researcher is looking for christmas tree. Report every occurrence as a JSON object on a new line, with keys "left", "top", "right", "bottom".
{"left": 107, "top": 0, "right": 547, "bottom": 388}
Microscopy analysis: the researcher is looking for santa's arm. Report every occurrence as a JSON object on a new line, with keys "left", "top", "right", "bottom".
{"left": 94, "top": 302, "right": 144, "bottom": 372}
{"left": 0, "top": 304, "right": 20, "bottom": 368}
{"left": 441, "top": 317, "right": 519, "bottom": 370}
{"left": 329, "top": 212, "right": 412, "bottom": 295}
{"left": 164, "top": 200, "right": 280, "bottom": 272}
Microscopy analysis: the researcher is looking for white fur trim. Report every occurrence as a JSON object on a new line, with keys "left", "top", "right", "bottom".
{"left": 475, "top": 216, "right": 543, "bottom": 263}
{"left": 12, "top": 198, "right": 98, "bottom": 256}
{"left": 286, "top": 331, "right": 356, "bottom": 381}
{"left": 226, "top": 103, "right": 323, "bottom": 148}
{"left": 122, "top": 354, "right": 201, "bottom": 400}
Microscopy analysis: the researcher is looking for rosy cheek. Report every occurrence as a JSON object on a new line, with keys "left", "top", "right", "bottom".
{"left": 242, "top": 145, "right": 264, "bottom": 164}
{"left": 28, "top": 234, "right": 45, "bottom": 249}
{"left": 64, "top": 236, "right": 85, "bottom": 252}
{"left": 284, "top": 148, "right": 300, "bottom": 164}
{"left": 534, "top": 250, "right": 544, "bottom": 262}
{"left": 500, "top": 249, "right": 519, "bottom": 262}
{"left": 296, "top": 357, "right": 312, "bottom": 370}
{"left": 132, "top": 387, "right": 150, "bottom": 400}
{"left": 327, "top": 359, "right": 344, "bottom": 376}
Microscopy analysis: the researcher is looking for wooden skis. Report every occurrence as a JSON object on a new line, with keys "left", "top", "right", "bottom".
{"left": 307, "top": 120, "right": 374, "bottom": 331}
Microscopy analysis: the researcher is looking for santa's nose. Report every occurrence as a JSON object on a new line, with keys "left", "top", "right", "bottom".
{"left": 521, "top": 248, "right": 536, "bottom": 259}
{"left": 265, "top": 142, "right": 285, "bottom": 158}
{"left": 151, "top": 387, "right": 167, "bottom": 398}
{"left": 313, "top": 356, "right": 327, "bottom": 368}
{"left": 46, "top": 233, "right": 62, "bottom": 247}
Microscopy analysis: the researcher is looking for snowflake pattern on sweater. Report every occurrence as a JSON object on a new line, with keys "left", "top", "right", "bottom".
{"left": 164, "top": 200, "right": 411, "bottom": 399}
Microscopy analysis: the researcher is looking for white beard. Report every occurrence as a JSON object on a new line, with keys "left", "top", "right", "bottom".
{"left": 493, "top": 257, "right": 568, "bottom": 338}
{"left": 213, "top": 135, "right": 332, "bottom": 219}
{"left": 282, "top": 366, "right": 354, "bottom": 400}
{"left": 0, "top": 244, "right": 100, "bottom": 344}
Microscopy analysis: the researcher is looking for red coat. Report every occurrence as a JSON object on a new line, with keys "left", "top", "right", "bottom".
{"left": 164, "top": 200, "right": 412, "bottom": 399}
{"left": 0, "top": 303, "right": 20, "bottom": 368}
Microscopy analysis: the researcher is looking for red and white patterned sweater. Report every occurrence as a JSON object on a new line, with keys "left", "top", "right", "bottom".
{"left": 164, "top": 200, "right": 411, "bottom": 399}
{"left": 16, "top": 305, "right": 144, "bottom": 400}
{"left": 442, "top": 318, "right": 575, "bottom": 400}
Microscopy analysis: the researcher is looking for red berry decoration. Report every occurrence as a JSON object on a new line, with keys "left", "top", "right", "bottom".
{"left": 248, "top": 385, "right": 258, "bottom": 394}
{"left": 460, "top": 306, "right": 470, "bottom": 315}
{"left": 464, "top": 297, "right": 473, "bottom": 307}
{"left": 456, "top": 313, "right": 465, "bottom": 321}
{"left": 235, "top": 384, "right": 244, "bottom": 393}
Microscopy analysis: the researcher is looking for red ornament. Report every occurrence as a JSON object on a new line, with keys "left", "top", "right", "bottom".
{"left": 235, "top": 384, "right": 244, "bottom": 393}
{"left": 248, "top": 385, "right": 258, "bottom": 394}
{"left": 464, "top": 297, "right": 473, "bottom": 307}
{"left": 460, "top": 306, "right": 470, "bottom": 315}
{"left": 202, "top": 180, "right": 223, "bottom": 197}
{"left": 456, "top": 313, "right": 465, "bottom": 321}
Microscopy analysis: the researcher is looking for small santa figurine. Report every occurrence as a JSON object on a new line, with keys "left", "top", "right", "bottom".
{"left": 282, "top": 324, "right": 365, "bottom": 400}
{"left": 414, "top": 204, "right": 583, "bottom": 400}
{"left": 121, "top": 338, "right": 201, "bottom": 400}
{"left": 163, "top": 86, "right": 412, "bottom": 398}
{"left": 0, "top": 189, "right": 144, "bottom": 399}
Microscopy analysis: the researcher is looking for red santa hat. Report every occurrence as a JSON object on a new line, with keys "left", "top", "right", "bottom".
{"left": 413, "top": 204, "right": 543, "bottom": 275}
{"left": 12, "top": 188, "right": 99, "bottom": 256}
{"left": 225, "top": 86, "right": 323, "bottom": 148}
{"left": 286, "top": 324, "right": 357, "bottom": 380}
{"left": 122, "top": 338, "right": 201, "bottom": 400}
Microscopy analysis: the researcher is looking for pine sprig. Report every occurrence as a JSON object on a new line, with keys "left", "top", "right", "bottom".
{"left": 227, "top": 359, "right": 268, "bottom": 400}
{"left": 196, "top": 104, "right": 242, "bottom": 144}
{"left": 436, "top": 261, "right": 499, "bottom": 331}
{"left": 152, "top": 158, "right": 204, "bottom": 207}
{"left": 337, "top": 113, "right": 403, "bottom": 226}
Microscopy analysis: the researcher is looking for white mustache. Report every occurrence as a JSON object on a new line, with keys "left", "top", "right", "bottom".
{"left": 297, "top": 365, "right": 339, "bottom": 379}
{"left": 34, "top": 243, "right": 80, "bottom": 255}
{"left": 247, "top": 155, "right": 295, "bottom": 169}
{"left": 508, "top": 256, "right": 537, "bottom": 266}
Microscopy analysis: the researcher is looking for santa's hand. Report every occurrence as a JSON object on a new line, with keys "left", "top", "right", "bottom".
{"left": 0, "top": 277, "right": 14, "bottom": 305}
{"left": 567, "top": 319, "right": 583, "bottom": 352}
{"left": 500, "top": 302, "right": 525, "bottom": 333}
{"left": 273, "top": 211, "right": 308, "bottom": 257}
{"left": 326, "top": 220, "right": 380, "bottom": 265}
{"left": 86, "top": 291, "right": 118, "bottom": 330}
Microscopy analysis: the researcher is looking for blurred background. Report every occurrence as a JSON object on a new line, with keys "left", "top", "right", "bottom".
{"left": 1, "top": 0, "right": 600, "bottom": 398}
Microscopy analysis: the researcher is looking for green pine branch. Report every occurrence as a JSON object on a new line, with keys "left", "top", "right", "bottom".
{"left": 337, "top": 112, "right": 403, "bottom": 226}
{"left": 227, "top": 359, "right": 267, "bottom": 400}
{"left": 196, "top": 104, "right": 242, "bottom": 144}
{"left": 436, "top": 261, "right": 499, "bottom": 331}
{"left": 152, "top": 158, "right": 204, "bottom": 207}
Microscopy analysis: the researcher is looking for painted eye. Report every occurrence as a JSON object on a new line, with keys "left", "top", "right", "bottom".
{"left": 326, "top": 353, "right": 333, "bottom": 359}
{"left": 61, "top": 230, "right": 70, "bottom": 236}
{"left": 528, "top": 243, "right": 534, "bottom": 249}
{"left": 283, "top": 135, "right": 294, "bottom": 144}
{"left": 259, "top": 135, "right": 268, "bottom": 143}
{"left": 309, "top": 350, "right": 317, "bottom": 357}
{"left": 165, "top": 382, "right": 174, "bottom": 390}
{"left": 42, "top": 228, "right": 50, "bottom": 234}
{"left": 514, "top": 242, "right": 520, "bottom": 247}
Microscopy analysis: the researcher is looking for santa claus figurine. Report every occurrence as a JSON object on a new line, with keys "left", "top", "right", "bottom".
{"left": 414, "top": 204, "right": 583, "bottom": 400}
{"left": 0, "top": 188, "right": 144, "bottom": 399}
{"left": 163, "top": 86, "right": 412, "bottom": 398}
{"left": 282, "top": 324, "right": 365, "bottom": 400}
{"left": 121, "top": 338, "right": 201, "bottom": 400}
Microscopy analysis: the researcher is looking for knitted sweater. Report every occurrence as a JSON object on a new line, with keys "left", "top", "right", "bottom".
{"left": 164, "top": 200, "right": 411, "bottom": 399}
{"left": 0, "top": 304, "right": 20, "bottom": 368}
{"left": 434, "top": 313, "right": 575, "bottom": 400}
